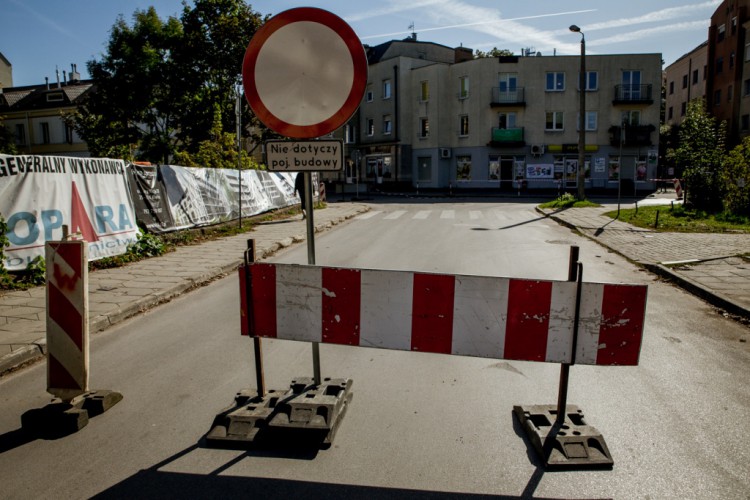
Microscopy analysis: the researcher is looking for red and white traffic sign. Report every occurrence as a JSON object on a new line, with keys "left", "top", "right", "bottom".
{"left": 242, "top": 7, "right": 367, "bottom": 139}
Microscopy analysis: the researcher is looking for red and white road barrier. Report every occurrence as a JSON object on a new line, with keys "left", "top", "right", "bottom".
{"left": 46, "top": 240, "right": 89, "bottom": 401}
{"left": 240, "top": 263, "right": 648, "bottom": 366}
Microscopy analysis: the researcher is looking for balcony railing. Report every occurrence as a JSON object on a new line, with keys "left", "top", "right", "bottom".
{"left": 613, "top": 84, "right": 654, "bottom": 104}
{"left": 608, "top": 125, "right": 656, "bottom": 147}
{"left": 489, "top": 127, "right": 525, "bottom": 147}
{"left": 490, "top": 87, "right": 526, "bottom": 107}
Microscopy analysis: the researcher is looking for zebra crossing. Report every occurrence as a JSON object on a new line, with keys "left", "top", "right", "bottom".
{"left": 354, "top": 208, "right": 531, "bottom": 222}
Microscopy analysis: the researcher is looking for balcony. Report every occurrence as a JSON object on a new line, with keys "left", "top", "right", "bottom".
{"left": 613, "top": 84, "right": 654, "bottom": 105}
{"left": 608, "top": 125, "right": 656, "bottom": 147}
{"left": 490, "top": 87, "right": 526, "bottom": 107}
{"left": 489, "top": 127, "right": 525, "bottom": 147}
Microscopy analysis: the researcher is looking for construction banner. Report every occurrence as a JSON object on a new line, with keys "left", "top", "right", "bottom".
{"left": 0, "top": 155, "right": 140, "bottom": 271}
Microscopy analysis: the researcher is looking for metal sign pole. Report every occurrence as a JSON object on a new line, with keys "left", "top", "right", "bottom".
{"left": 304, "top": 172, "right": 321, "bottom": 386}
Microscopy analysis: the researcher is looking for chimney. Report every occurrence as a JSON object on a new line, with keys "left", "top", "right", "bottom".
{"left": 63, "top": 70, "right": 67, "bottom": 85}
{"left": 55, "top": 66, "right": 60, "bottom": 88}
{"left": 45, "top": 76, "right": 49, "bottom": 90}
{"left": 70, "top": 63, "right": 81, "bottom": 83}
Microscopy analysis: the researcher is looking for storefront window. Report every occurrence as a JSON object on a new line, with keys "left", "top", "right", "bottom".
{"left": 456, "top": 155, "right": 472, "bottom": 181}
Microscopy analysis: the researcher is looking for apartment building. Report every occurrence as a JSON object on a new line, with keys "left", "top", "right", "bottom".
{"left": 346, "top": 37, "right": 661, "bottom": 192}
{"left": 0, "top": 64, "right": 92, "bottom": 157}
{"left": 664, "top": 42, "right": 708, "bottom": 127}
{"left": 0, "top": 52, "right": 11, "bottom": 90}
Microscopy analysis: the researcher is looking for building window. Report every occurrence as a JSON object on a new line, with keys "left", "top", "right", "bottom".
{"left": 459, "top": 76, "right": 469, "bottom": 99}
{"left": 417, "top": 156, "right": 432, "bottom": 182}
{"left": 718, "top": 23, "right": 726, "bottom": 42}
{"left": 585, "top": 71, "right": 598, "bottom": 91}
{"left": 682, "top": 75, "right": 688, "bottom": 89}
{"left": 681, "top": 102, "right": 687, "bottom": 116}
{"left": 366, "top": 86, "right": 373, "bottom": 102}
{"left": 668, "top": 107, "right": 673, "bottom": 120}
{"left": 730, "top": 51, "right": 736, "bottom": 68}
{"left": 732, "top": 17, "right": 738, "bottom": 35}
{"left": 728, "top": 85, "right": 733, "bottom": 101}
{"left": 742, "top": 114, "right": 749, "bottom": 131}
{"left": 345, "top": 124, "right": 356, "bottom": 143}
{"left": 420, "top": 81, "right": 429, "bottom": 101}
{"left": 669, "top": 81, "right": 674, "bottom": 94}
{"left": 65, "top": 123, "right": 74, "bottom": 144}
{"left": 622, "top": 110, "right": 641, "bottom": 126}
{"left": 456, "top": 155, "right": 472, "bottom": 181}
{"left": 583, "top": 111, "right": 597, "bottom": 131}
{"left": 545, "top": 111, "right": 564, "bottom": 131}
{"left": 459, "top": 115, "right": 469, "bottom": 136}
{"left": 545, "top": 72, "right": 565, "bottom": 91}
{"left": 498, "top": 112, "right": 516, "bottom": 129}
{"left": 40, "top": 122, "right": 50, "bottom": 144}
{"left": 577, "top": 111, "right": 597, "bottom": 131}
{"left": 382, "top": 79, "right": 392, "bottom": 99}
{"left": 46, "top": 92, "right": 64, "bottom": 103}
{"left": 14, "top": 124, "right": 26, "bottom": 145}
{"left": 716, "top": 57, "right": 724, "bottom": 74}
{"left": 383, "top": 115, "right": 392, "bottom": 135}
{"left": 746, "top": 43, "right": 750, "bottom": 62}
{"left": 692, "top": 69, "right": 699, "bottom": 84}
{"left": 744, "top": 79, "right": 750, "bottom": 96}
{"left": 419, "top": 117, "right": 429, "bottom": 138}
{"left": 367, "top": 118, "right": 374, "bottom": 136}
{"left": 714, "top": 90, "right": 722, "bottom": 106}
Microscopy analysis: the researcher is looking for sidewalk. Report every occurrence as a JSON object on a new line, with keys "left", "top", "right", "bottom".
{"left": 0, "top": 203, "right": 370, "bottom": 374}
{"left": 538, "top": 197, "right": 750, "bottom": 322}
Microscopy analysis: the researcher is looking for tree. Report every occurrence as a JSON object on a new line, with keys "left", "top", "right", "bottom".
{"left": 0, "top": 114, "right": 17, "bottom": 155}
{"left": 474, "top": 47, "right": 514, "bottom": 58}
{"left": 669, "top": 99, "right": 727, "bottom": 211}
{"left": 721, "top": 137, "right": 750, "bottom": 216}
{"left": 72, "top": 1, "right": 268, "bottom": 165}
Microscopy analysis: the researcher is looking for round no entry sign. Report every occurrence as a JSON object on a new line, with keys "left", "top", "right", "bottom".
{"left": 242, "top": 7, "right": 368, "bottom": 139}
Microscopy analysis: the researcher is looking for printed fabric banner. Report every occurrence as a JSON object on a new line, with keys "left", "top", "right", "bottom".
{"left": 126, "top": 164, "right": 176, "bottom": 233}
{"left": 0, "top": 155, "right": 140, "bottom": 271}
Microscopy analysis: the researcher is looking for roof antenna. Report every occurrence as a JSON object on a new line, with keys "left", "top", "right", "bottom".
{"left": 409, "top": 22, "right": 416, "bottom": 41}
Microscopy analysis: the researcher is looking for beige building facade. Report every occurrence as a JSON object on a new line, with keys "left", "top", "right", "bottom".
{"left": 346, "top": 38, "right": 662, "bottom": 192}
{"left": 664, "top": 42, "right": 708, "bottom": 127}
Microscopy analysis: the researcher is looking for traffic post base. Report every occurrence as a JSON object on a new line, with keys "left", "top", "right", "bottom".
{"left": 513, "top": 404, "right": 613, "bottom": 469}
{"left": 206, "top": 377, "right": 353, "bottom": 449}
{"left": 21, "top": 391, "right": 122, "bottom": 439}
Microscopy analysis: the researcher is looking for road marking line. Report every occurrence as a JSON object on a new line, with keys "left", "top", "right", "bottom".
{"left": 384, "top": 210, "right": 407, "bottom": 220}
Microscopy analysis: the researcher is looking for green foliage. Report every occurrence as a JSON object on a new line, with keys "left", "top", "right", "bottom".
{"left": 0, "top": 213, "right": 12, "bottom": 287}
{"left": 71, "top": 0, "right": 269, "bottom": 164}
{"left": 539, "top": 193, "right": 600, "bottom": 209}
{"left": 669, "top": 100, "right": 727, "bottom": 212}
{"left": 474, "top": 47, "right": 514, "bottom": 58}
{"left": 721, "top": 137, "right": 750, "bottom": 216}
{"left": 605, "top": 205, "right": 750, "bottom": 233}
{"left": 0, "top": 115, "right": 18, "bottom": 155}
{"left": 90, "top": 232, "right": 168, "bottom": 270}
{"left": 172, "top": 104, "right": 261, "bottom": 169}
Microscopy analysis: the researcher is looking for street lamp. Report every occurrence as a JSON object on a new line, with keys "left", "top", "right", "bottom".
{"left": 569, "top": 25, "right": 586, "bottom": 200}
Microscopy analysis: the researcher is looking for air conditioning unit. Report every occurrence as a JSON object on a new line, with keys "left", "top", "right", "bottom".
{"left": 530, "top": 144, "right": 545, "bottom": 157}
{"left": 440, "top": 148, "right": 451, "bottom": 159}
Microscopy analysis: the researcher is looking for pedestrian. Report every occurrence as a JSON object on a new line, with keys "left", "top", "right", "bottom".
{"left": 294, "top": 172, "right": 306, "bottom": 219}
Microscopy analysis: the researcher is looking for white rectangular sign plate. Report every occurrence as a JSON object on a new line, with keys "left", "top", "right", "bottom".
{"left": 265, "top": 140, "right": 343, "bottom": 171}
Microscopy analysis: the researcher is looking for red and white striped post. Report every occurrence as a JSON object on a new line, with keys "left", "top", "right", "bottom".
{"left": 46, "top": 239, "right": 89, "bottom": 402}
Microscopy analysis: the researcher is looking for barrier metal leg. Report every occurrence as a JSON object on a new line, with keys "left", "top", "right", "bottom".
{"left": 513, "top": 246, "right": 614, "bottom": 469}
{"left": 206, "top": 238, "right": 353, "bottom": 449}
{"left": 244, "top": 239, "right": 266, "bottom": 398}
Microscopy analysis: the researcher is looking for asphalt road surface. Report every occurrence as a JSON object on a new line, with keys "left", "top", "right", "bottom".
{"left": 0, "top": 199, "right": 748, "bottom": 499}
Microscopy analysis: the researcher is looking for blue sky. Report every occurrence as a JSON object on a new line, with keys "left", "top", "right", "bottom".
{"left": 1, "top": 0, "right": 721, "bottom": 87}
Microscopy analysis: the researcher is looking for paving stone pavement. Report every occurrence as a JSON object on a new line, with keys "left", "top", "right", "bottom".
{"left": 0, "top": 203, "right": 370, "bottom": 373}
{"left": 541, "top": 203, "right": 750, "bottom": 322}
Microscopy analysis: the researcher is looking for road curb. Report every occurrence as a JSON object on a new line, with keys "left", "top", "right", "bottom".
{"left": 641, "top": 262, "right": 750, "bottom": 321}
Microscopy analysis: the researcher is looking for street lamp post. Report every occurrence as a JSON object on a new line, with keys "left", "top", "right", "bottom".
{"left": 570, "top": 25, "right": 586, "bottom": 200}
